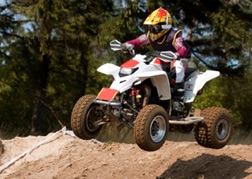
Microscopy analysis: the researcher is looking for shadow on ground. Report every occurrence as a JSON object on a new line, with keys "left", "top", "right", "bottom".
{"left": 157, "top": 154, "right": 252, "bottom": 179}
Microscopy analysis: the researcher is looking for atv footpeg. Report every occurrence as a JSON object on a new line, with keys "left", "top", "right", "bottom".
{"left": 169, "top": 116, "right": 204, "bottom": 125}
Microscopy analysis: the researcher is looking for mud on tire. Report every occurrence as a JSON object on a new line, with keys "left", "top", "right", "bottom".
{"left": 194, "top": 107, "right": 232, "bottom": 149}
{"left": 134, "top": 104, "right": 169, "bottom": 151}
{"left": 71, "top": 94, "right": 102, "bottom": 140}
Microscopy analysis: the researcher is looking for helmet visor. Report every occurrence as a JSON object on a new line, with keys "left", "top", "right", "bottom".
{"left": 146, "top": 24, "right": 162, "bottom": 34}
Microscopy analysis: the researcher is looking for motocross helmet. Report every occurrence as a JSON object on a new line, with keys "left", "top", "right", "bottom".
{"left": 144, "top": 8, "right": 172, "bottom": 42}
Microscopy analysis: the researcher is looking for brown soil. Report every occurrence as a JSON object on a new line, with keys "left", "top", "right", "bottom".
{"left": 0, "top": 128, "right": 252, "bottom": 179}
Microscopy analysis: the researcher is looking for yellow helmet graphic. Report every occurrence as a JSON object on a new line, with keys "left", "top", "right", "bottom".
{"left": 144, "top": 8, "right": 172, "bottom": 42}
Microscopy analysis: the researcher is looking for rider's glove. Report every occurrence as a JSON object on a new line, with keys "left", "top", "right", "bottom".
{"left": 121, "top": 43, "right": 134, "bottom": 52}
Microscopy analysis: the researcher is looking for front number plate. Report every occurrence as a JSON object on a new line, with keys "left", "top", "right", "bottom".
{"left": 97, "top": 88, "right": 118, "bottom": 101}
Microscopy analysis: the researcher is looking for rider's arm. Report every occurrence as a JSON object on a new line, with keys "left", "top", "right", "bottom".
{"left": 125, "top": 34, "right": 150, "bottom": 49}
{"left": 173, "top": 36, "right": 189, "bottom": 58}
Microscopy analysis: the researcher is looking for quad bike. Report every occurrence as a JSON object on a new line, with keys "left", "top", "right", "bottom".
{"left": 71, "top": 40, "right": 232, "bottom": 151}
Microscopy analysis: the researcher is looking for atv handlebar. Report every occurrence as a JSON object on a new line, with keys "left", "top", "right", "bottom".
{"left": 110, "top": 40, "right": 177, "bottom": 62}
{"left": 159, "top": 51, "right": 178, "bottom": 62}
{"left": 110, "top": 40, "right": 122, "bottom": 51}
{"left": 110, "top": 40, "right": 135, "bottom": 55}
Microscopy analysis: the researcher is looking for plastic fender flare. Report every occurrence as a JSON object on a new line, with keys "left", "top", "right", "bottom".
{"left": 97, "top": 63, "right": 120, "bottom": 79}
{"left": 136, "top": 71, "right": 171, "bottom": 100}
{"left": 184, "top": 70, "right": 220, "bottom": 103}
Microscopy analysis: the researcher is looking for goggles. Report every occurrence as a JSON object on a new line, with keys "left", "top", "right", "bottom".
{"left": 146, "top": 24, "right": 162, "bottom": 34}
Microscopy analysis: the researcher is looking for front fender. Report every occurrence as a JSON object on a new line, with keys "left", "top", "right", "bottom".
{"left": 97, "top": 63, "right": 120, "bottom": 79}
{"left": 136, "top": 71, "right": 171, "bottom": 100}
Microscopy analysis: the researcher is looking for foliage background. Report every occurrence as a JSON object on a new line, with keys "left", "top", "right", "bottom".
{"left": 0, "top": 0, "right": 252, "bottom": 138}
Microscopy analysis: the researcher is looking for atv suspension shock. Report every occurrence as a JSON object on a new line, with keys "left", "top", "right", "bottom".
{"left": 131, "top": 88, "right": 142, "bottom": 109}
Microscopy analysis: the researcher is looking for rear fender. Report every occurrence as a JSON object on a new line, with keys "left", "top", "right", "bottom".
{"left": 136, "top": 71, "right": 171, "bottom": 100}
{"left": 184, "top": 70, "right": 220, "bottom": 103}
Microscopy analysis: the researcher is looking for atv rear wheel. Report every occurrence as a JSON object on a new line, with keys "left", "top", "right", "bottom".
{"left": 194, "top": 107, "right": 232, "bottom": 149}
{"left": 134, "top": 104, "right": 169, "bottom": 151}
{"left": 71, "top": 94, "right": 103, "bottom": 139}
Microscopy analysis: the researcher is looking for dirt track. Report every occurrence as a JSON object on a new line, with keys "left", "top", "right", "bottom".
{"left": 0, "top": 128, "right": 252, "bottom": 179}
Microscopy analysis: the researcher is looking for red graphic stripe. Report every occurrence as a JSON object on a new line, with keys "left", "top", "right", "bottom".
{"left": 121, "top": 60, "right": 139, "bottom": 68}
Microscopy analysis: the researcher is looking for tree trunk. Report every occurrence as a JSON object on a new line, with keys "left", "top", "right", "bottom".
{"left": 31, "top": 54, "right": 50, "bottom": 135}
{"left": 75, "top": 47, "right": 88, "bottom": 99}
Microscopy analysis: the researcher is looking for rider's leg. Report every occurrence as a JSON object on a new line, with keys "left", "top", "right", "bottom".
{"left": 172, "top": 60, "right": 185, "bottom": 112}
{"left": 173, "top": 82, "right": 184, "bottom": 112}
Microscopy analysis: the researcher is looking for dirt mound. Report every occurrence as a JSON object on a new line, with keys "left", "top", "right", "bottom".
{"left": 0, "top": 129, "right": 252, "bottom": 179}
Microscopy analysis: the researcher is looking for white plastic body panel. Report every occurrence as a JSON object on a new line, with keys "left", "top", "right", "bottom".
{"left": 97, "top": 54, "right": 171, "bottom": 100}
{"left": 184, "top": 70, "right": 220, "bottom": 103}
{"left": 97, "top": 52, "right": 220, "bottom": 103}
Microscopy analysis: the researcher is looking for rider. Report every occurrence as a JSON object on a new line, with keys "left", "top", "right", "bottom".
{"left": 122, "top": 7, "right": 191, "bottom": 113}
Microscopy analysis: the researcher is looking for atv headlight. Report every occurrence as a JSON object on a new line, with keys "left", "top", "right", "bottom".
{"left": 119, "top": 67, "right": 138, "bottom": 77}
{"left": 120, "top": 68, "right": 133, "bottom": 75}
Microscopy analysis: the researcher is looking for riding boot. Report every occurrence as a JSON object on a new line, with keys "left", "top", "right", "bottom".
{"left": 173, "top": 83, "right": 184, "bottom": 112}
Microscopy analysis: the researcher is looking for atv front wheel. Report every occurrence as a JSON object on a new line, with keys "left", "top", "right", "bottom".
{"left": 71, "top": 94, "right": 103, "bottom": 139}
{"left": 194, "top": 107, "right": 232, "bottom": 149}
{"left": 134, "top": 104, "right": 169, "bottom": 151}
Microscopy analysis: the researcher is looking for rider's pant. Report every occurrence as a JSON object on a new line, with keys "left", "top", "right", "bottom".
{"left": 171, "top": 59, "right": 185, "bottom": 83}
